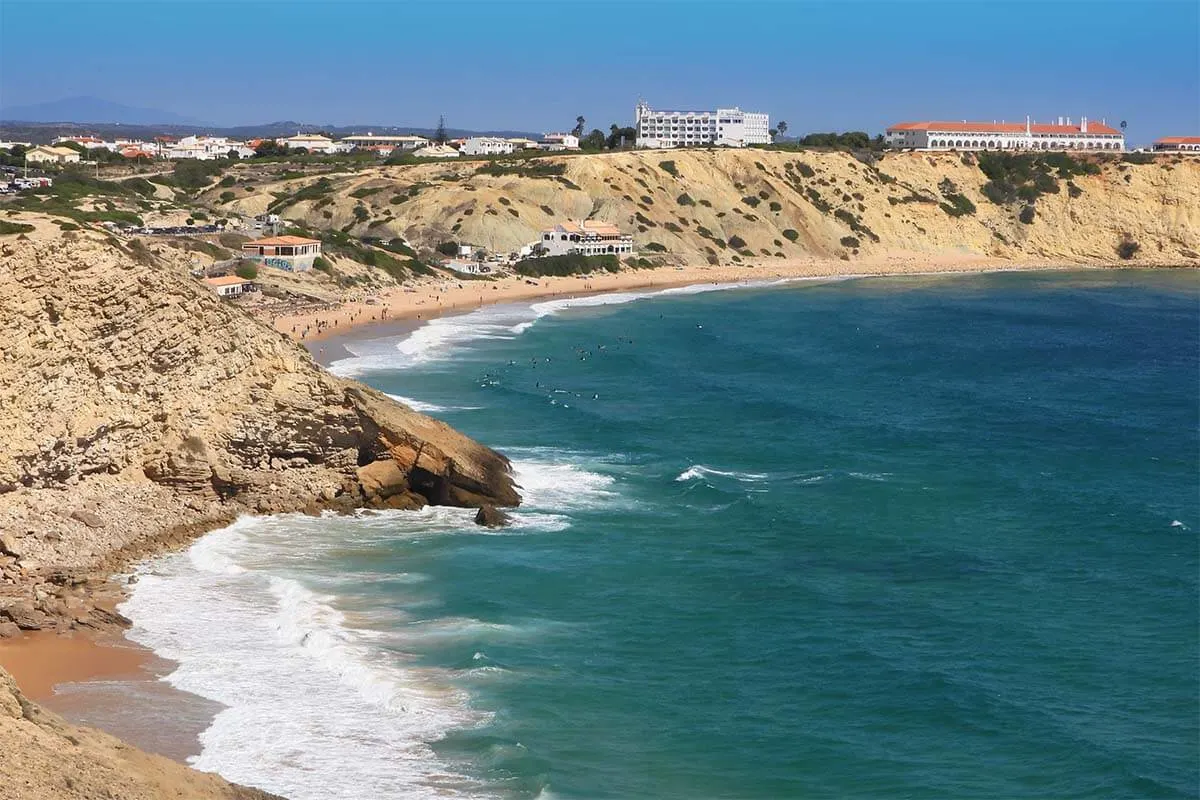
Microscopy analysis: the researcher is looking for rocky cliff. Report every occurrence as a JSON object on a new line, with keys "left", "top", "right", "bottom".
{"left": 0, "top": 221, "right": 518, "bottom": 636}
{"left": 0, "top": 665, "right": 282, "bottom": 800}
{"left": 215, "top": 149, "right": 1200, "bottom": 266}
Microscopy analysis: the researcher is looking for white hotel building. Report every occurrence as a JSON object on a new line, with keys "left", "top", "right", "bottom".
{"left": 635, "top": 101, "right": 770, "bottom": 149}
{"left": 886, "top": 116, "right": 1124, "bottom": 151}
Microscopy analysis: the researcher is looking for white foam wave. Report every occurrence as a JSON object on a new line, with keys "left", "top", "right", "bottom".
{"left": 384, "top": 393, "right": 482, "bottom": 414}
{"left": 121, "top": 517, "right": 495, "bottom": 800}
{"left": 508, "top": 449, "right": 619, "bottom": 512}
{"left": 330, "top": 278, "right": 796, "bottom": 377}
{"left": 675, "top": 464, "right": 770, "bottom": 483}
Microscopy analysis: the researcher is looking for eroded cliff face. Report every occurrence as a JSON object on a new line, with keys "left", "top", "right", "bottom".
{"left": 0, "top": 225, "right": 517, "bottom": 633}
{"left": 217, "top": 150, "right": 1200, "bottom": 266}
{"left": 0, "top": 666, "right": 282, "bottom": 800}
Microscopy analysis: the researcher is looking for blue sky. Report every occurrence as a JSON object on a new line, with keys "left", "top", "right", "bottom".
{"left": 1, "top": 0, "right": 1196, "bottom": 143}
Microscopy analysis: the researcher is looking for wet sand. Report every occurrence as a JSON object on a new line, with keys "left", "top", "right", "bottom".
{"left": 0, "top": 630, "right": 219, "bottom": 763}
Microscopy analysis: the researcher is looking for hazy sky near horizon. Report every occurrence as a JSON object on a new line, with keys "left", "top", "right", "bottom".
{"left": 1, "top": 0, "right": 1197, "bottom": 142}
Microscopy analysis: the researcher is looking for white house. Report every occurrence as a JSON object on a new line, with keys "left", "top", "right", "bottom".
{"left": 540, "top": 133, "right": 580, "bottom": 151}
{"left": 885, "top": 117, "right": 1125, "bottom": 151}
{"left": 460, "top": 136, "right": 515, "bottom": 156}
{"left": 25, "top": 145, "right": 81, "bottom": 164}
{"left": 203, "top": 275, "right": 255, "bottom": 297}
{"left": 341, "top": 134, "right": 430, "bottom": 151}
{"left": 538, "top": 220, "right": 634, "bottom": 257}
{"left": 411, "top": 144, "right": 461, "bottom": 159}
{"left": 634, "top": 101, "right": 770, "bottom": 149}
{"left": 506, "top": 137, "right": 540, "bottom": 150}
{"left": 277, "top": 134, "right": 339, "bottom": 154}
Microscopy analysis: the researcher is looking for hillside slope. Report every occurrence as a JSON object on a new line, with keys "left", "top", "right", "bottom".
{"left": 0, "top": 219, "right": 518, "bottom": 635}
{"left": 213, "top": 149, "right": 1200, "bottom": 266}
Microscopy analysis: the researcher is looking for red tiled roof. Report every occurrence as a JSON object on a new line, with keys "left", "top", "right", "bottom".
{"left": 244, "top": 235, "right": 321, "bottom": 246}
{"left": 1155, "top": 136, "right": 1200, "bottom": 145}
{"left": 889, "top": 120, "right": 1121, "bottom": 135}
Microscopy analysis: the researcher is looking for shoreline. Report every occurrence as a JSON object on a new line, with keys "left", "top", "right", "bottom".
{"left": 3, "top": 256, "right": 1192, "bottom": 776}
{"left": 271, "top": 253, "right": 1185, "bottom": 351}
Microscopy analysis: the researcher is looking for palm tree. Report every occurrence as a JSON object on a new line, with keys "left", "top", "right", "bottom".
{"left": 572, "top": 116, "right": 586, "bottom": 137}
{"left": 777, "top": 121, "right": 789, "bottom": 138}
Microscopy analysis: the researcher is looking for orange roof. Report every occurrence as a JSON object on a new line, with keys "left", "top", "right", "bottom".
{"left": 889, "top": 120, "right": 1121, "bottom": 135}
{"left": 1155, "top": 136, "right": 1200, "bottom": 145}
{"left": 244, "top": 235, "right": 321, "bottom": 246}
{"left": 204, "top": 275, "right": 250, "bottom": 286}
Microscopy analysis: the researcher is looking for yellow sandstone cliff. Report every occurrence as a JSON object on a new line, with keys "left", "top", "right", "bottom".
{"left": 215, "top": 149, "right": 1200, "bottom": 266}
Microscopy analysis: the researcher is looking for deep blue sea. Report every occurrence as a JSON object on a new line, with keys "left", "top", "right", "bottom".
{"left": 124, "top": 270, "right": 1199, "bottom": 800}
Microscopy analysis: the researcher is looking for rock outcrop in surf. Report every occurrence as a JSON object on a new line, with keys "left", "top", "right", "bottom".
{"left": 0, "top": 230, "right": 519, "bottom": 636}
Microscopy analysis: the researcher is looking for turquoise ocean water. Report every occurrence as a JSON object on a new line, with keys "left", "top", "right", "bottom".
{"left": 123, "top": 270, "right": 1199, "bottom": 799}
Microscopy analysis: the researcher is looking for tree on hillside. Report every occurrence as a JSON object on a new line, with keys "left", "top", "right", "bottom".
{"left": 435, "top": 115, "right": 447, "bottom": 145}
{"left": 581, "top": 129, "right": 606, "bottom": 151}
{"left": 572, "top": 116, "right": 586, "bottom": 137}
{"left": 605, "top": 125, "right": 637, "bottom": 150}
{"left": 254, "top": 139, "right": 287, "bottom": 157}
{"left": 769, "top": 128, "right": 778, "bottom": 140}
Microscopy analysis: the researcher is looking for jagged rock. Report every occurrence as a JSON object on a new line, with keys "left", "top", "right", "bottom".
{"left": 0, "top": 600, "right": 47, "bottom": 630}
{"left": 475, "top": 504, "right": 511, "bottom": 528}
{"left": 356, "top": 458, "right": 409, "bottom": 501}
{"left": 0, "top": 621, "right": 19, "bottom": 639}
{"left": 0, "top": 533, "right": 21, "bottom": 559}
{"left": 70, "top": 509, "right": 106, "bottom": 529}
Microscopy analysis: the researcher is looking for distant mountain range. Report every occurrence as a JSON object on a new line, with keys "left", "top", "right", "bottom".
{"left": 0, "top": 96, "right": 545, "bottom": 142}
{"left": 0, "top": 96, "right": 211, "bottom": 126}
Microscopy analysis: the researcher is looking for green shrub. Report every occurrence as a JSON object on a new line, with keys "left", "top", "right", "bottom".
{"left": 0, "top": 220, "right": 35, "bottom": 235}
{"left": 1067, "top": 181, "right": 1083, "bottom": 198}
{"left": 644, "top": 242, "right": 667, "bottom": 252}
{"left": 768, "top": 201, "right": 782, "bottom": 212}
{"left": 728, "top": 234, "right": 747, "bottom": 249}
{"left": 796, "top": 162, "right": 816, "bottom": 178}
{"left": 840, "top": 236, "right": 860, "bottom": 248}
{"left": 514, "top": 253, "right": 620, "bottom": 277}
{"left": 219, "top": 190, "right": 236, "bottom": 203}
{"left": 741, "top": 195, "right": 760, "bottom": 208}
{"left": 218, "top": 176, "right": 236, "bottom": 188}
{"left": 235, "top": 261, "right": 259, "bottom": 279}
{"left": 352, "top": 204, "right": 369, "bottom": 222}
{"left": 1121, "top": 152, "right": 1155, "bottom": 165}
{"left": 782, "top": 229, "right": 800, "bottom": 242}
{"left": 313, "top": 256, "right": 332, "bottom": 272}
{"left": 435, "top": 241, "right": 459, "bottom": 256}
{"left": 677, "top": 193, "right": 695, "bottom": 206}
{"left": 1116, "top": 236, "right": 1140, "bottom": 259}
{"left": 350, "top": 186, "right": 384, "bottom": 199}
{"left": 658, "top": 160, "right": 678, "bottom": 177}
{"left": 939, "top": 193, "right": 977, "bottom": 217}
{"left": 1018, "top": 205, "right": 1035, "bottom": 224}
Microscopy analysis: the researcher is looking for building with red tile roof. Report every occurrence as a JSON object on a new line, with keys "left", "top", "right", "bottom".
{"left": 1153, "top": 137, "right": 1200, "bottom": 152}
{"left": 241, "top": 236, "right": 322, "bottom": 272}
{"left": 886, "top": 116, "right": 1124, "bottom": 152}
{"left": 539, "top": 220, "right": 633, "bottom": 257}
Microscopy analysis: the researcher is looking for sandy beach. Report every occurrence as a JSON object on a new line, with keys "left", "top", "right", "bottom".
{"left": 272, "top": 252, "right": 1059, "bottom": 345}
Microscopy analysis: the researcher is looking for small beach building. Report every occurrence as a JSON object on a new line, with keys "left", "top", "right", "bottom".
{"left": 1153, "top": 137, "right": 1200, "bottom": 153}
{"left": 203, "top": 275, "right": 255, "bottom": 297}
{"left": 240, "top": 235, "right": 322, "bottom": 272}
{"left": 539, "top": 221, "right": 634, "bottom": 257}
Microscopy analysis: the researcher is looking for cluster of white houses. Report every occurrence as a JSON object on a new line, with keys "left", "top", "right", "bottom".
{"left": 885, "top": 116, "right": 1126, "bottom": 151}
{"left": 8, "top": 130, "right": 585, "bottom": 162}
